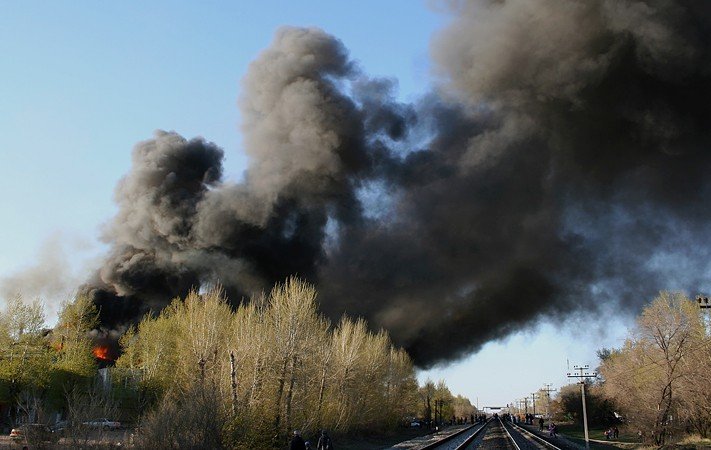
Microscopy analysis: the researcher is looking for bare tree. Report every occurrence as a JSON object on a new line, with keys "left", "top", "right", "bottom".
{"left": 62, "top": 382, "right": 119, "bottom": 448}
{"left": 137, "top": 381, "right": 224, "bottom": 449}
{"left": 600, "top": 292, "right": 701, "bottom": 445}
{"left": 676, "top": 309, "right": 711, "bottom": 438}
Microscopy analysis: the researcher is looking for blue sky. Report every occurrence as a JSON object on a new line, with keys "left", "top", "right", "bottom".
{"left": 0, "top": 1, "right": 629, "bottom": 407}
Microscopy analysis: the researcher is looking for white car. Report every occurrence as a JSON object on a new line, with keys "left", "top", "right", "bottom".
{"left": 82, "top": 418, "right": 121, "bottom": 430}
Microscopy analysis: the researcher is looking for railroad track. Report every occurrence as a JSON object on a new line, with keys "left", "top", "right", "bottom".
{"left": 418, "top": 419, "right": 489, "bottom": 450}
{"left": 420, "top": 416, "right": 568, "bottom": 450}
{"left": 499, "top": 419, "right": 565, "bottom": 450}
{"left": 505, "top": 421, "right": 577, "bottom": 450}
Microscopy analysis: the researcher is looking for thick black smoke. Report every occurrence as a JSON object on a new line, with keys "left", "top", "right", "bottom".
{"left": 87, "top": 3, "right": 711, "bottom": 366}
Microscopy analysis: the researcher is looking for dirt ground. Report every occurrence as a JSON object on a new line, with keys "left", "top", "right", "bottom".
{"left": 0, "top": 426, "right": 434, "bottom": 449}
{"left": 0, "top": 429, "right": 131, "bottom": 448}
{"left": 329, "top": 426, "right": 434, "bottom": 450}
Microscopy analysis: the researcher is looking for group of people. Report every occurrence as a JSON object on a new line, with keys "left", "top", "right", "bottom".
{"left": 290, "top": 429, "right": 333, "bottom": 450}
{"left": 605, "top": 426, "right": 619, "bottom": 440}
{"left": 534, "top": 417, "right": 557, "bottom": 437}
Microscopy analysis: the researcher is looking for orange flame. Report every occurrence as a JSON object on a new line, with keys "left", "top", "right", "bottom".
{"left": 92, "top": 346, "right": 112, "bottom": 361}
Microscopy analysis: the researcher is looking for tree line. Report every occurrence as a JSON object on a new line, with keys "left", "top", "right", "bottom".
{"left": 537, "top": 292, "right": 711, "bottom": 446}
{"left": 597, "top": 291, "right": 711, "bottom": 445}
{"left": 117, "top": 277, "right": 422, "bottom": 447}
{"left": 0, "top": 277, "right": 477, "bottom": 448}
{"left": 0, "top": 294, "right": 99, "bottom": 425}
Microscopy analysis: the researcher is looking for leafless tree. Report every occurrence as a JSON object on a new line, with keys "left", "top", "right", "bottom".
{"left": 600, "top": 292, "right": 702, "bottom": 445}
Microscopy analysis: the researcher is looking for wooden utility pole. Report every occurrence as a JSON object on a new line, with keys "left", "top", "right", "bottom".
{"left": 542, "top": 384, "right": 556, "bottom": 419}
{"left": 567, "top": 365, "right": 596, "bottom": 450}
{"left": 698, "top": 296, "right": 711, "bottom": 335}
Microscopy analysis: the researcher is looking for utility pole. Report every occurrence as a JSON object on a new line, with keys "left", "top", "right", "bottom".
{"left": 698, "top": 296, "right": 710, "bottom": 335}
{"left": 435, "top": 399, "right": 444, "bottom": 426}
{"left": 531, "top": 392, "right": 538, "bottom": 417}
{"left": 567, "top": 364, "right": 596, "bottom": 450}
{"left": 542, "top": 384, "right": 556, "bottom": 419}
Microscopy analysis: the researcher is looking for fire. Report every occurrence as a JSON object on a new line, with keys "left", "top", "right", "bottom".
{"left": 92, "top": 346, "right": 112, "bottom": 361}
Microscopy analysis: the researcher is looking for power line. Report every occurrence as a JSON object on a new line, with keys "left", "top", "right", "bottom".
{"left": 542, "top": 384, "right": 555, "bottom": 396}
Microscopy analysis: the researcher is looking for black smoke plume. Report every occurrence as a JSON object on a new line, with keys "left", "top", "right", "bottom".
{"left": 86, "top": 3, "right": 711, "bottom": 367}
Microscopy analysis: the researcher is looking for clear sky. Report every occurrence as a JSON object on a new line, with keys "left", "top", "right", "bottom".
{"left": 0, "top": 1, "right": 633, "bottom": 408}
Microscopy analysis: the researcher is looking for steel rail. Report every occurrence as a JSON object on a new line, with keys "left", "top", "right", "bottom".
{"left": 499, "top": 417, "right": 522, "bottom": 450}
{"left": 419, "top": 419, "right": 489, "bottom": 450}
{"left": 452, "top": 419, "right": 491, "bottom": 450}
{"left": 508, "top": 421, "right": 563, "bottom": 450}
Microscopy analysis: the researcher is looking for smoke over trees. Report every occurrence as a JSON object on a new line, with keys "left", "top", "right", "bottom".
{"left": 86, "top": 1, "right": 711, "bottom": 367}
